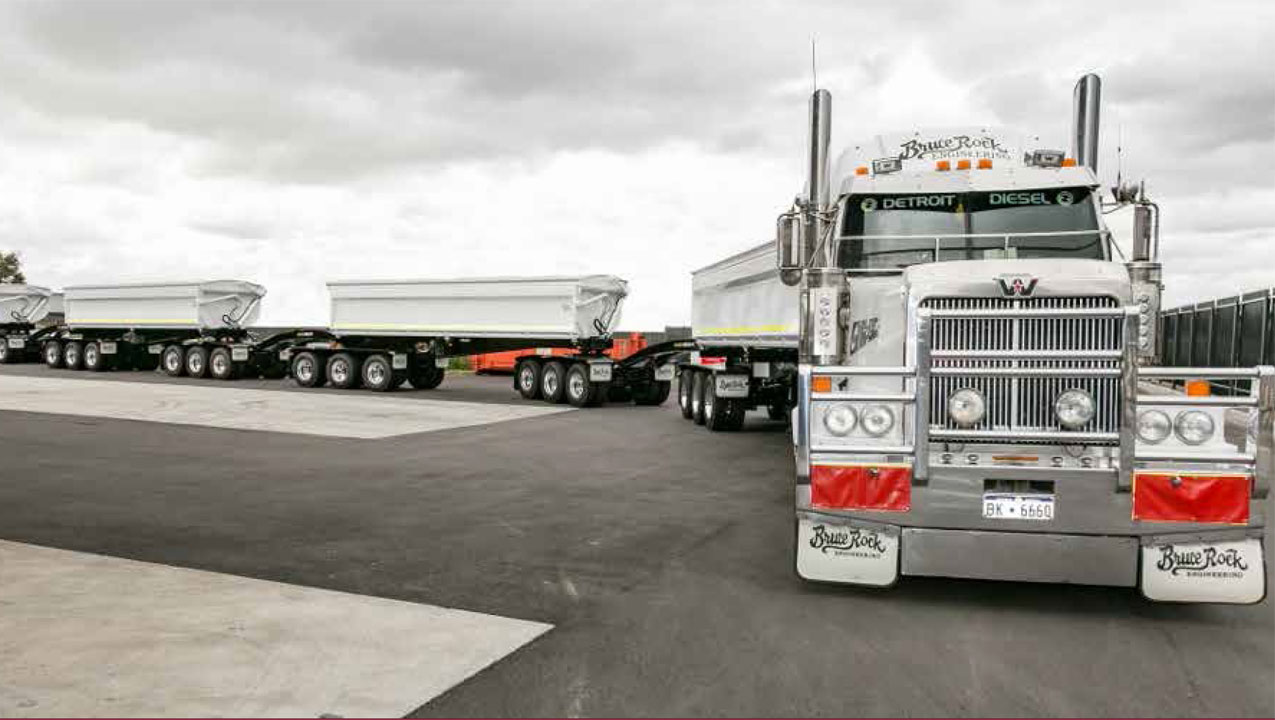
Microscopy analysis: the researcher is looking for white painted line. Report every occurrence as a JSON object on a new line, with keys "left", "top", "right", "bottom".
{"left": 0, "top": 540, "right": 551, "bottom": 718}
{"left": 0, "top": 375, "right": 570, "bottom": 438}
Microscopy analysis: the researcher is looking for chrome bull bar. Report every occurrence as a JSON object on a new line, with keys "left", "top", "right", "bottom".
{"left": 806, "top": 306, "right": 1275, "bottom": 494}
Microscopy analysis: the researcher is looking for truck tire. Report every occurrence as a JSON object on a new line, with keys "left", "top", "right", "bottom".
{"left": 43, "top": 341, "right": 62, "bottom": 368}
{"left": 541, "top": 360, "right": 567, "bottom": 404}
{"left": 515, "top": 359, "right": 542, "bottom": 399}
{"left": 411, "top": 364, "right": 445, "bottom": 390}
{"left": 83, "top": 341, "right": 106, "bottom": 372}
{"left": 565, "top": 363, "right": 602, "bottom": 407}
{"left": 209, "top": 347, "right": 237, "bottom": 380}
{"left": 161, "top": 345, "right": 185, "bottom": 376}
{"left": 63, "top": 341, "right": 84, "bottom": 371}
{"left": 292, "top": 350, "right": 326, "bottom": 388}
{"left": 634, "top": 381, "right": 671, "bottom": 406}
{"left": 691, "top": 370, "right": 707, "bottom": 425}
{"left": 326, "top": 352, "right": 361, "bottom": 389}
{"left": 361, "top": 354, "right": 394, "bottom": 392}
{"left": 678, "top": 370, "right": 695, "bottom": 419}
{"left": 185, "top": 346, "right": 209, "bottom": 378}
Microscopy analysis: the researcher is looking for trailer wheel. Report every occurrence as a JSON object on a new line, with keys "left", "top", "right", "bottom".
{"left": 410, "top": 362, "right": 445, "bottom": 390}
{"left": 161, "top": 345, "right": 185, "bottom": 376}
{"left": 185, "top": 346, "right": 209, "bottom": 378}
{"left": 83, "top": 342, "right": 106, "bottom": 372}
{"left": 678, "top": 370, "right": 695, "bottom": 419}
{"left": 43, "top": 341, "right": 62, "bottom": 368}
{"left": 706, "top": 381, "right": 745, "bottom": 432}
{"left": 63, "top": 341, "right": 84, "bottom": 371}
{"left": 691, "top": 370, "right": 707, "bottom": 425}
{"left": 515, "top": 360, "right": 542, "bottom": 399}
{"left": 326, "top": 352, "right": 361, "bottom": 389}
{"left": 209, "top": 347, "right": 237, "bottom": 380}
{"left": 634, "top": 381, "right": 671, "bottom": 406}
{"left": 292, "top": 350, "right": 326, "bottom": 388}
{"left": 541, "top": 361, "right": 567, "bottom": 404}
{"left": 361, "top": 354, "right": 394, "bottom": 392}
{"left": 565, "top": 363, "right": 602, "bottom": 407}
{"left": 0, "top": 341, "right": 11, "bottom": 364}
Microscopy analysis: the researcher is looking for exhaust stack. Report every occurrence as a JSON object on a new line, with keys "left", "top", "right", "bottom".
{"left": 1071, "top": 73, "right": 1101, "bottom": 173}
{"left": 805, "top": 89, "right": 832, "bottom": 267}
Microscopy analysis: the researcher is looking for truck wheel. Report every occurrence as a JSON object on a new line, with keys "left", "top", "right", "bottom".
{"left": 515, "top": 360, "right": 542, "bottom": 399}
{"left": 185, "top": 346, "right": 209, "bottom": 378}
{"left": 541, "top": 360, "right": 567, "bottom": 404}
{"left": 634, "top": 381, "right": 671, "bottom": 406}
{"left": 413, "top": 367, "right": 448, "bottom": 389}
{"left": 361, "top": 354, "right": 394, "bottom": 392}
{"left": 678, "top": 370, "right": 695, "bottom": 419}
{"left": 326, "top": 352, "right": 361, "bottom": 389}
{"left": 565, "top": 363, "right": 602, "bottom": 407}
{"left": 692, "top": 371, "right": 708, "bottom": 425}
{"left": 209, "top": 347, "right": 237, "bottom": 380}
{"left": 63, "top": 341, "right": 84, "bottom": 371}
{"left": 83, "top": 342, "right": 106, "bottom": 372}
{"left": 292, "top": 350, "right": 326, "bottom": 388}
{"left": 43, "top": 342, "right": 62, "bottom": 368}
{"left": 161, "top": 346, "right": 185, "bottom": 376}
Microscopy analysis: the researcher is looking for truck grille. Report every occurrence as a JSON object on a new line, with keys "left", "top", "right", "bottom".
{"left": 924, "top": 296, "right": 1122, "bottom": 443}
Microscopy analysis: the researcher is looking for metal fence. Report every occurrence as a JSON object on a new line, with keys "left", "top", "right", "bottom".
{"left": 1159, "top": 287, "right": 1275, "bottom": 394}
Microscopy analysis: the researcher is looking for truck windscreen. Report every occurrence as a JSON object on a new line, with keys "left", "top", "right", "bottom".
{"left": 837, "top": 187, "right": 1103, "bottom": 269}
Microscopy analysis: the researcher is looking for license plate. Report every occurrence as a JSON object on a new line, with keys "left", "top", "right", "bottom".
{"left": 714, "top": 374, "right": 750, "bottom": 398}
{"left": 654, "top": 364, "right": 675, "bottom": 381}
{"left": 589, "top": 362, "right": 612, "bottom": 382}
{"left": 7, "top": 337, "right": 25, "bottom": 349}
{"left": 231, "top": 347, "right": 249, "bottom": 361}
{"left": 148, "top": 344, "right": 163, "bottom": 354}
{"left": 983, "top": 493, "right": 1055, "bottom": 521}
{"left": 100, "top": 342, "right": 117, "bottom": 355}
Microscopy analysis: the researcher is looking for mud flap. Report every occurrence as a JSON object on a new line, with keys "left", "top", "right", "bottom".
{"left": 796, "top": 516, "right": 899, "bottom": 587}
{"left": 1140, "top": 536, "right": 1266, "bottom": 604}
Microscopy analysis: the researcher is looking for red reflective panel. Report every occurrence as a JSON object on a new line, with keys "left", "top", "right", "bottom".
{"left": 1133, "top": 472, "right": 1251, "bottom": 524}
{"left": 811, "top": 464, "right": 911, "bottom": 512}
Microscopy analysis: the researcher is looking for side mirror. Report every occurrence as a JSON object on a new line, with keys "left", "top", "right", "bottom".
{"left": 777, "top": 212, "right": 802, "bottom": 286}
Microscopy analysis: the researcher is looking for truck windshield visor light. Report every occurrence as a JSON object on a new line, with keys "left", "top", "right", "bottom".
{"left": 859, "top": 404, "right": 896, "bottom": 437}
{"left": 1174, "top": 410, "right": 1215, "bottom": 445}
{"left": 947, "top": 388, "right": 986, "bottom": 427}
{"left": 1136, "top": 409, "right": 1172, "bottom": 444}
{"left": 823, "top": 404, "right": 858, "bottom": 436}
{"left": 1054, "top": 389, "right": 1095, "bottom": 429}
{"left": 872, "top": 157, "right": 903, "bottom": 174}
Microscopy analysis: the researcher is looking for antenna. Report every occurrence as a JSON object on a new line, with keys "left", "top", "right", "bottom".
{"left": 810, "top": 36, "right": 818, "bottom": 92}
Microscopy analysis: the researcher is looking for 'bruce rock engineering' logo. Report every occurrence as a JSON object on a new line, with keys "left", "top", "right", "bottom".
{"left": 896, "top": 135, "right": 1011, "bottom": 161}
{"left": 1155, "top": 544, "right": 1250, "bottom": 578}
{"left": 809, "top": 524, "right": 888, "bottom": 556}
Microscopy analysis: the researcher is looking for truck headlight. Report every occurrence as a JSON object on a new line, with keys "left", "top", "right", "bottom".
{"left": 860, "top": 404, "right": 895, "bottom": 437}
{"left": 1174, "top": 410, "right": 1215, "bottom": 445}
{"left": 1054, "top": 389, "right": 1095, "bottom": 429}
{"left": 948, "top": 388, "right": 985, "bottom": 427}
{"left": 1136, "top": 410, "right": 1172, "bottom": 443}
{"left": 823, "top": 404, "right": 858, "bottom": 436}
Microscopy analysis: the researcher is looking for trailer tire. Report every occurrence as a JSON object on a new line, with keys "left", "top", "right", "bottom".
{"left": 63, "top": 341, "right": 84, "bottom": 371}
{"left": 411, "top": 364, "right": 445, "bottom": 390}
{"left": 292, "top": 350, "right": 326, "bottom": 388}
{"left": 209, "top": 347, "right": 237, "bottom": 380}
{"left": 565, "top": 363, "right": 602, "bottom": 407}
{"left": 678, "top": 370, "right": 695, "bottom": 419}
{"left": 0, "top": 341, "right": 11, "bottom": 364}
{"left": 541, "top": 361, "right": 567, "bottom": 404}
{"left": 707, "top": 385, "right": 745, "bottom": 432}
{"left": 634, "top": 381, "right": 671, "bottom": 406}
{"left": 185, "top": 346, "right": 209, "bottom": 378}
{"left": 515, "top": 359, "right": 542, "bottom": 399}
{"left": 361, "top": 354, "right": 394, "bottom": 392}
{"left": 161, "top": 345, "right": 185, "bottom": 376}
{"left": 691, "top": 370, "right": 707, "bottom": 425}
{"left": 43, "top": 341, "right": 62, "bottom": 368}
{"left": 83, "top": 341, "right": 107, "bottom": 372}
{"left": 326, "top": 352, "right": 361, "bottom": 389}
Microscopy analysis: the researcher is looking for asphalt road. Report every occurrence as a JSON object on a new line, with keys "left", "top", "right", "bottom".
{"left": 0, "top": 363, "right": 1271, "bottom": 717}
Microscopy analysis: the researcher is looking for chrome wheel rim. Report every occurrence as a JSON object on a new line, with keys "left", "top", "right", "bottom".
{"left": 367, "top": 362, "right": 386, "bottom": 386}
{"left": 331, "top": 360, "right": 348, "bottom": 384}
{"left": 519, "top": 367, "right": 535, "bottom": 391}
{"left": 213, "top": 355, "right": 228, "bottom": 375}
{"left": 296, "top": 358, "right": 313, "bottom": 381}
{"left": 165, "top": 351, "right": 180, "bottom": 372}
{"left": 543, "top": 372, "right": 558, "bottom": 396}
{"left": 85, "top": 345, "right": 98, "bottom": 366}
{"left": 569, "top": 373, "right": 585, "bottom": 399}
{"left": 65, "top": 346, "right": 79, "bottom": 365}
{"left": 189, "top": 355, "right": 203, "bottom": 374}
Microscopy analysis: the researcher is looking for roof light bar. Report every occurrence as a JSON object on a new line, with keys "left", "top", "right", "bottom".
{"left": 872, "top": 157, "right": 903, "bottom": 174}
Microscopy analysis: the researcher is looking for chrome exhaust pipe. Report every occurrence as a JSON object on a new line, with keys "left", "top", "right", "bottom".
{"left": 805, "top": 89, "right": 832, "bottom": 267}
{"left": 1072, "top": 73, "right": 1101, "bottom": 173}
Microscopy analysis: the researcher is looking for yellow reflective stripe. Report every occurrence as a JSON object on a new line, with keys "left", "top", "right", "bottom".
{"left": 71, "top": 319, "right": 198, "bottom": 325}
{"left": 331, "top": 323, "right": 566, "bottom": 332}
{"left": 699, "top": 325, "right": 795, "bottom": 335}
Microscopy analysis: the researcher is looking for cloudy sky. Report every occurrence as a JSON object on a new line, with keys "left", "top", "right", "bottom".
{"left": 0, "top": 0, "right": 1271, "bottom": 328}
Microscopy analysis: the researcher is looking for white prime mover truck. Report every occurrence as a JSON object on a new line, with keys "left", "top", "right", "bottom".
{"left": 0, "top": 284, "right": 58, "bottom": 364}
{"left": 687, "top": 74, "right": 1270, "bottom": 603}
{"left": 36, "top": 274, "right": 680, "bottom": 407}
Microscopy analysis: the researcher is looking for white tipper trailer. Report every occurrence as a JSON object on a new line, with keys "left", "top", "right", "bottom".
{"left": 0, "top": 284, "right": 56, "bottom": 364}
